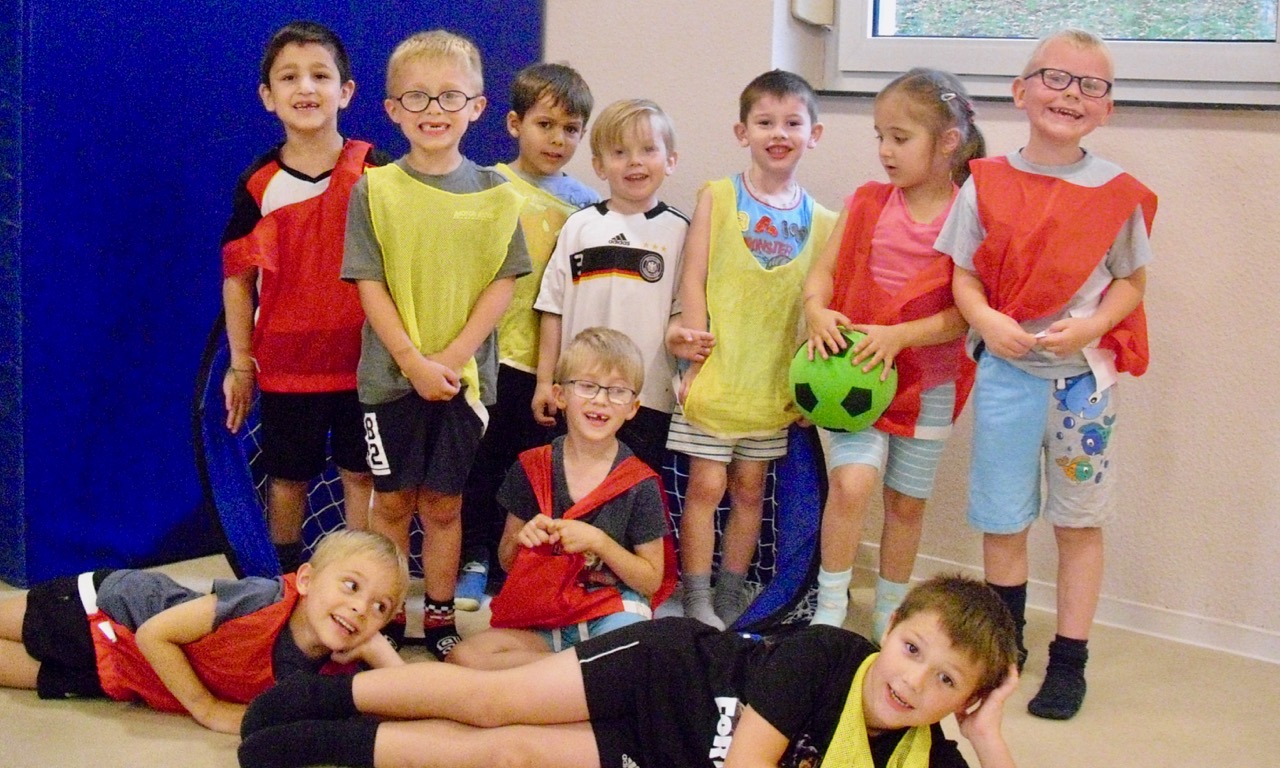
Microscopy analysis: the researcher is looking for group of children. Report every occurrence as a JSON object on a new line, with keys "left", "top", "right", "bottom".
{"left": 0, "top": 18, "right": 1158, "bottom": 768}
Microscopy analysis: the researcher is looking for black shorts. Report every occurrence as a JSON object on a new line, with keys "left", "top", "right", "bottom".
{"left": 259, "top": 390, "right": 369, "bottom": 480}
{"left": 362, "top": 391, "right": 485, "bottom": 494}
{"left": 577, "top": 618, "right": 725, "bottom": 768}
{"left": 23, "top": 571, "right": 111, "bottom": 699}
{"left": 618, "top": 406, "right": 673, "bottom": 476}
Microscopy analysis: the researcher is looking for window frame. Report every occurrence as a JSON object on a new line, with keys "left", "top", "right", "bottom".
{"left": 824, "top": 0, "right": 1280, "bottom": 107}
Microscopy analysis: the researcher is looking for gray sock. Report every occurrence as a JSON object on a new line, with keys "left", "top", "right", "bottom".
{"left": 714, "top": 570, "right": 748, "bottom": 627}
{"left": 682, "top": 573, "right": 724, "bottom": 630}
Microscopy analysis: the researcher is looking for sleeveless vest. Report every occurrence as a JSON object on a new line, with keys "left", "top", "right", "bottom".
{"left": 488, "top": 445, "right": 678, "bottom": 629}
{"left": 830, "top": 181, "right": 973, "bottom": 437}
{"left": 683, "top": 177, "right": 837, "bottom": 437}
{"left": 366, "top": 164, "right": 524, "bottom": 400}
{"left": 970, "top": 157, "right": 1157, "bottom": 376}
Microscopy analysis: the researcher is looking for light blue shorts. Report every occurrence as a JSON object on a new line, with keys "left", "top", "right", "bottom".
{"left": 535, "top": 589, "right": 650, "bottom": 652}
{"left": 666, "top": 407, "right": 788, "bottom": 463}
{"left": 968, "top": 354, "right": 1120, "bottom": 534}
{"left": 824, "top": 382, "right": 955, "bottom": 499}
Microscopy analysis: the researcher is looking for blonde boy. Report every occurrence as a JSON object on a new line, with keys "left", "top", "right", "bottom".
{"left": 667, "top": 70, "right": 837, "bottom": 628}
{"left": 341, "top": 30, "right": 530, "bottom": 659}
{"left": 457, "top": 62, "right": 600, "bottom": 611}
{"left": 937, "top": 29, "right": 1157, "bottom": 719}
{"left": 0, "top": 530, "right": 407, "bottom": 735}
{"left": 451, "top": 328, "right": 674, "bottom": 669}
{"left": 532, "top": 99, "right": 689, "bottom": 475}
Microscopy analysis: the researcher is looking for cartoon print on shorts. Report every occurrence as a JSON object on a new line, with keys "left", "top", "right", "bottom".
{"left": 1052, "top": 373, "right": 1115, "bottom": 485}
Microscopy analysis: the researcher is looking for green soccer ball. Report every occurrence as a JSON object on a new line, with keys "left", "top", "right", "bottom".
{"left": 789, "top": 330, "right": 898, "bottom": 433}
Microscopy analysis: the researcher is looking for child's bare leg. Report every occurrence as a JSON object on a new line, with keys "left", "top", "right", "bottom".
{"left": 1053, "top": 525, "right": 1103, "bottom": 639}
{"left": 268, "top": 477, "right": 309, "bottom": 571}
{"left": 340, "top": 469, "right": 374, "bottom": 531}
{"left": 0, "top": 596, "right": 38, "bottom": 688}
{"left": 716, "top": 459, "right": 767, "bottom": 625}
{"left": 680, "top": 456, "right": 727, "bottom": 628}
{"left": 812, "top": 463, "right": 877, "bottom": 626}
{"left": 1027, "top": 524, "right": 1101, "bottom": 720}
{"left": 376, "top": 719, "right": 599, "bottom": 768}
{"left": 417, "top": 489, "right": 462, "bottom": 657}
{"left": 369, "top": 488, "right": 417, "bottom": 559}
{"left": 872, "top": 487, "right": 927, "bottom": 639}
{"left": 356, "top": 645, "right": 590, "bottom": 725}
{"left": 446, "top": 628, "right": 552, "bottom": 670}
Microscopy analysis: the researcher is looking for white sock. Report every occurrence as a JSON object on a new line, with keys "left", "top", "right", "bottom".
{"left": 872, "top": 576, "right": 910, "bottom": 642}
{"left": 810, "top": 567, "right": 852, "bottom": 627}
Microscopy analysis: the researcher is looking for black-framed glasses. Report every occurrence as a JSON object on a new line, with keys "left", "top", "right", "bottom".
{"left": 565, "top": 379, "right": 637, "bottom": 406}
{"left": 1026, "top": 68, "right": 1113, "bottom": 99}
{"left": 392, "top": 90, "right": 479, "bottom": 113}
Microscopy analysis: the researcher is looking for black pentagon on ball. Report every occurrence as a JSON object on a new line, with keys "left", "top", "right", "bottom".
{"left": 842, "top": 386, "right": 873, "bottom": 417}
{"left": 794, "top": 382, "right": 819, "bottom": 413}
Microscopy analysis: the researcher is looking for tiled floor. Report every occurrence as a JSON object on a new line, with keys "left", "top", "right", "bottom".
{"left": 1, "top": 557, "right": 1276, "bottom": 767}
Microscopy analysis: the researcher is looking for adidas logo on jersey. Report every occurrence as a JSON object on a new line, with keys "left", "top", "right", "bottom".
{"left": 620, "top": 754, "right": 640, "bottom": 768}
{"left": 608, "top": 232, "right": 630, "bottom": 246}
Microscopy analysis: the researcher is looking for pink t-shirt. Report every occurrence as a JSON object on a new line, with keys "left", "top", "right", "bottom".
{"left": 861, "top": 186, "right": 962, "bottom": 391}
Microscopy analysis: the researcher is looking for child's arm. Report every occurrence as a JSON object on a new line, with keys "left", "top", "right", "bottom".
{"left": 849, "top": 307, "right": 967, "bottom": 382}
{"left": 330, "top": 632, "right": 405, "bottom": 669}
{"left": 356, "top": 280, "right": 461, "bottom": 400}
{"left": 433, "top": 276, "right": 517, "bottom": 376}
{"left": 723, "top": 706, "right": 790, "bottom": 768}
{"left": 954, "top": 666, "right": 1020, "bottom": 768}
{"left": 134, "top": 594, "right": 245, "bottom": 734}
{"left": 802, "top": 208, "right": 854, "bottom": 360}
{"left": 675, "top": 187, "right": 714, "bottom": 341}
{"left": 1039, "top": 267, "right": 1146, "bottom": 358}
{"left": 533, "top": 311, "right": 563, "bottom": 426}
{"left": 952, "top": 266, "right": 1038, "bottom": 360}
{"left": 497, "top": 512, "right": 527, "bottom": 572}
{"left": 221, "top": 271, "right": 257, "bottom": 433}
{"left": 545, "top": 520, "right": 665, "bottom": 599}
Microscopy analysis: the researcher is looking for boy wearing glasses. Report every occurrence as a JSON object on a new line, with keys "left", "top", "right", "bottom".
{"left": 341, "top": 30, "right": 529, "bottom": 660}
{"left": 448, "top": 328, "right": 675, "bottom": 669}
{"left": 532, "top": 99, "right": 696, "bottom": 476}
{"left": 937, "top": 28, "right": 1157, "bottom": 720}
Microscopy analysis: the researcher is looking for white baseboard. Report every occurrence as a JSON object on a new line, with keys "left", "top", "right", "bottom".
{"left": 853, "top": 548, "right": 1280, "bottom": 665}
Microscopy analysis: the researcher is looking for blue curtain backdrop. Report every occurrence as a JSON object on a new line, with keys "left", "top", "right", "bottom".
{"left": 0, "top": 1, "right": 543, "bottom": 586}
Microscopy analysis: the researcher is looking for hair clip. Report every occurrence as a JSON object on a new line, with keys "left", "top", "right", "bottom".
{"left": 940, "top": 91, "right": 958, "bottom": 102}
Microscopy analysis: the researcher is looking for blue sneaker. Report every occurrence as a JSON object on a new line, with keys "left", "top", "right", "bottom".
{"left": 455, "top": 555, "right": 488, "bottom": 612}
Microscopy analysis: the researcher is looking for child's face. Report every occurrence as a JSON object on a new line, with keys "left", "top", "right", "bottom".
{"left": 293, "top": 551, "right": 401, "bottom": 657}
{"left": 259, "top": 42, "right": 354, "bottom": 138}
{"left": 734, "top": 94, "right": 822, "bottom": 181}
{"left": 862, "top": 610, "right": 984, "bottom": 732}
{"left": 873, "top": 93, "right": 958, "bottom": 193}
{"left": 591, "top": 117, "right": 677, "bottom": 214}
{"left": 507, "top": 96, "right": 587, "bottom": 178}
{"left": 554, "top": 367, "right": 640, "bottom": 442}
{"left": 385, "top": 57, "right": 486, "bottom": 171}
{"left": 1013, "top": 39, "right": 1114, "bottom": 155}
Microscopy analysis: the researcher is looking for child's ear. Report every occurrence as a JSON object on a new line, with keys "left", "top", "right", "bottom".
{"left": 338, "top": 79, "right": 356, "bottom": 110}
{"left": 808, "top": 121, "right": 824, "bottom": 148}
{"left": 467, "top": 95, "right": 488, "bottom": 123}
{"left": 553, "top": 382, "right": 567, "bottom": 410}
{"left": 294, "top": 562, "right": 313, "bottom": 595}
{"left": 259, "top": 83, "right": 276, "bottom": 114}
{"left": 664, "top": 149, "right": 679, "bottom": 176}
{"left": 733, "top": 121, "right": 749, "bottom": 146}
{"left": 506, "top": 110, "right": 522, "bottom": 138}
{"left": 591, "top": 155, "right": 607, "bottom": 181}
{"left": 939, "top": 126, "right": 961, "bottom": 157}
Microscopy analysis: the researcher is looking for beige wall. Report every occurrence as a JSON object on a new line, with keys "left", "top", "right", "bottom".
{"left": 545, "top": 0, "right": 1280, "bottom": 661}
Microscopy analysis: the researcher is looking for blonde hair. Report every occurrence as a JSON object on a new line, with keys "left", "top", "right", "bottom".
{"left": 306, "top": 529, "right": 410, "bottom": 609}
{"left": 1023, "top": 28, "right": 1113, "bottom": 78}
{"left": 386, "top": 29, "right": 483, "bottom": 96}
{"left": 589, "top": 98, "right": 676, "bottom": 160}
{"left": 554, "top": 327, "right": 645, "bottom": 393}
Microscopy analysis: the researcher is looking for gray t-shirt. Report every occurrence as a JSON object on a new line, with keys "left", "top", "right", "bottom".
{"left": 935, "top": 151, "right": 1153, "bottom": 379}
{"left": 342, "top": 156, "right": 531, "bottom": 405}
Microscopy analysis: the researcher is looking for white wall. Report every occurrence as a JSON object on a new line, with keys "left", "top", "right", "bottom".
{"left": 545, "top": 0, "right": 1280, "bottom": 662}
